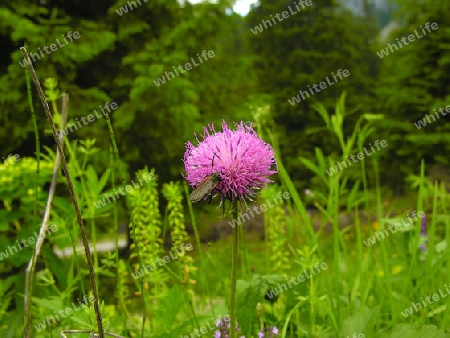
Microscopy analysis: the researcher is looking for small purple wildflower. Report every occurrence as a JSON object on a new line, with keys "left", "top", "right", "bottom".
{"left": 420, "top": 215, "right": 427, "bottom": 251}
{"left": 214, "top": 319, "right": 245, "bottom": 338}
{"left": 184, "top": 120, "right": 278, "bottom": 202}
{"left": 258, "top": 326, "right": 279, "bottom": 338}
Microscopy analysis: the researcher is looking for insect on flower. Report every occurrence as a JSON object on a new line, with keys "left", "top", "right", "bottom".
{"left": 189, "top": 154, "right": 221, "bottom": 203}
{"left": 184, "top": 120, "right": 277, "bottom": 202}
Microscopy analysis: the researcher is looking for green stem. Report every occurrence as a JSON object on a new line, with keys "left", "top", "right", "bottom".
{"left": 230, "top": 202, "right": 239, "bottom": 338}
{"left": 23, "top": 63, "right": 39, "bottom": 338}
{"left": 183, "top": 182, "right": 215, "bottom": 316}
{"left": 309, "top": 266, "right": 315, "bottom": 336}
{"left": 91, "top": 218, "right": 98, "bottom": 292}
{"left": 181, "top": 284, "right": 200, "bottom": 330}
{"left": 101, "top": 101, "right": 147, "bottom": 336}
{"left": 24, "top": 60, "right": 40, "bottom": 223}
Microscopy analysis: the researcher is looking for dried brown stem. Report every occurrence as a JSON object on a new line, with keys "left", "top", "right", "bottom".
{"left": 20, "top": 47, "right": 104, "bottom": 338}
{"left": 24, "top": 94, "right": 69, "bottom": 337}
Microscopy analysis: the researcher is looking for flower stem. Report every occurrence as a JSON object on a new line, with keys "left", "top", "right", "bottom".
{"left": 230, "top": 202, "right": 239, "bottom": 338}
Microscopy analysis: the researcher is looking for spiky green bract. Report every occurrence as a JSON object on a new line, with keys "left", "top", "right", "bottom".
{"left": 128, "top": 168, "right": 168, "bottom": 297}
{"left": 260, "top": 185, "right": 291, "bottom": 276}
{"left": 163, "top": 181, "right": 197, "bottom": 287}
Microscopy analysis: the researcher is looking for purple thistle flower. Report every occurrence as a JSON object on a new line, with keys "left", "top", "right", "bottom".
{"left": 420, "top": 215, "right": 427, "bottom": 251}
{"left": 214, "top": 319, "right": 245, "bottom": 338}
{"left": 258, "top": 326, "right": 279, "bottom": 337}
{"left": 184, "top": 120, "right": 278, "bottom": 202}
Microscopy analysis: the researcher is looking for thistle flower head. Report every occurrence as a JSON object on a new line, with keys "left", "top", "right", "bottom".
{"left": 183, "top": 120, "right": 277, "bottom": 202}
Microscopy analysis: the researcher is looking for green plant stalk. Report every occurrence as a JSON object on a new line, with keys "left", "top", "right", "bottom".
{"left": 111, "top": 146, "right": 119, "bottom": 275}
{"left": 354, "top": 207, "right": 364, "bottom": 300}
{"left": 406, "top": 160, "right": 425, "bottom": 300}
{"left": 111, "top": 146, "right": 128, "bottom": 334}
{"left": 183, "top": 183, "right": 215, "bottom": 316}
{"left": 183, "top": 181, "right": 202, "bottom": 255}
{"left": 91, "top": 218, "right": 99, "bottom": 291}
{"left": 281, "top": 300, "right": 306, "bottom": 338}
{"left": 68, "top": 225, "right": 86, "bottom": 295}
{"left": 78, "top": 144, "right": 100, "bottom": 293}
{"left": 205, "top": 243, "right": 228, "bottom": 303}
{"left": 24, "top": 93, "right": 68, "bottom": 337}
{"left": 309, "top": 266, "right": 315, "bottom": 336}
{"left": 20, "top": 47, "right": 105, "bottom": 338}
{"left": 229, "top": 202, "right": 239, "bottom": 338}
{"left": 330, "top": 175, "right": 340, "bottom": 324}
{"left": 428, "top": 182, "right": 437, "bottom": 277}
{"left": 182, "top": 284, "right": 200, "bottom": 330}
{"left": 267, "top": 128, "right": 316, "bottom": 241}
{"left": 62, "top": 139, "right": 97, "bottom": 291}
{"left": 263, "top": 197, "right": 269, "bottom": 267}
{"left": 24, "top": 62, "right": 40, "bottom": 222}
{"left": 296, "top": 307, "right": 301, "bottom": 338}
{"left": 276, "top": 158, "right": 316, "bottom": 243}
{"left": 357, "top": 131, "right": 374, "bottom": 320}
{"left": 358, "top": 137, "right": 370, "bottom": 212}
{"left": 64, "top": 140, "right": 100, "bottom": 294}
{"left": 23, "top": 66, "right": 40, "bottom": 337}
{"left": 101, "top": 108, "right": 147, "bottom": 337}
{"left": 373, "top": 160, "right": 393, "bottom": 315}
{"left": 440, "top": 183, "right": 450, "bottom": 329}
{"left": 424, "top": 181, "right": 437, "bottom": 304}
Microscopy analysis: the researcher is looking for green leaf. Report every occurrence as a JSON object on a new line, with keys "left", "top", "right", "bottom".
{"left": 70, "top": 316, "right": 96, "bottom": 330}
{"left": 153, "top": 285, "right": 184, "bottom": 330}
{"left": 341, "top": 307, "right": 378, "bottom": 337}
